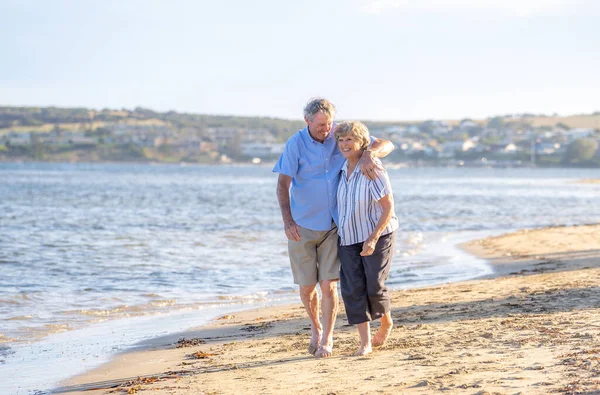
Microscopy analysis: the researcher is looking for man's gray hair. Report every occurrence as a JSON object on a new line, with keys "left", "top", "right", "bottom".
{"left": 303, "top": 98, "right": 336, "bottom": 122}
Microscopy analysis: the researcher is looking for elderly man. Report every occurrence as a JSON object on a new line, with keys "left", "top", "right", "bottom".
{"left": 273, "top": 98, "right": 394, "bottom": 358}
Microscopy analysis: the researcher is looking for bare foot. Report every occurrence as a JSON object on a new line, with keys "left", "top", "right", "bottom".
{"left": 372, "top": 321, "right": 393, "bottom": 347}
{"left": 354, "top": 343, "right": 372, "bottom": 356}
{"left": 308, "top": 330, "right": 322, "bottom": 355}
{"left": 315, "top": 344, "right": 333, "bottom": 358}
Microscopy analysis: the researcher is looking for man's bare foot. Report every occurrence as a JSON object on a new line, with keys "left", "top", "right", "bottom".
{"left": 308, "top": 330, "right": 322, "bottom": 355}
{"left": 354, "top": 343, "right": 372, "bottom": 356}
{"left": 315, "top": 344, "right": 333, "bottom": 358}
{"left": 372, "top": 321, "right": 393, "bottom": 347}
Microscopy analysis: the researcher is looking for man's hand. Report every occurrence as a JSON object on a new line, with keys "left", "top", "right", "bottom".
{"left": 284, "top": 220, "right": 301, "bottom": 242}
{"left": 360, "top": 236, "right": 378, "bottom": 256}
{"left": 277, "top": 174, "right": 301, "bottom": 242}
{"left": 359, "top": 151, "right": 384, "bottom": 181}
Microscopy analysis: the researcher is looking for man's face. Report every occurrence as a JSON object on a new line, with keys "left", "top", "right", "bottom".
{"left": 305, "top": 112, "right": 333, "bottom": 143}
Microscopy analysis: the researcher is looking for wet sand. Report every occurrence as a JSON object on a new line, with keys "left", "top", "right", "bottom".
{"left": 57, "top": 224, "right": 600, "bottom": 394}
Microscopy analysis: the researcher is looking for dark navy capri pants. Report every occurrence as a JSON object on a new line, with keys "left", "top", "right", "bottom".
{"left": 338, "top": 232, "right": 395, "bottom": 325}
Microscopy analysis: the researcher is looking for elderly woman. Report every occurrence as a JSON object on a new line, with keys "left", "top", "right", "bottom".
{"left": 335, "top": 121, "right": 398, "bottom": 356}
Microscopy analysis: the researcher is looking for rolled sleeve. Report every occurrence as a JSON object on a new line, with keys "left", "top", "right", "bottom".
{"left": 369, "top": 168, "right": 392, "bottom": 202}
{"left": 273, "top": 139, "right": 299, "bottom": 177}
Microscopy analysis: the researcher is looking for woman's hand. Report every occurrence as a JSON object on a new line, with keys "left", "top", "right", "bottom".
{"left": 360, "top": 236, "right": 378, "bottom": 256}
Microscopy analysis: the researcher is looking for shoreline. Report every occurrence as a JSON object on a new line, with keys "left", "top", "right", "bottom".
{"left": 3, "top": 159, "right": 600, "bottom": 171}
{"left": 3, "top": 230, "right": 492, "bottom": 395}
{"left": 55, "top": 224, "right": 600, "bottom": 394}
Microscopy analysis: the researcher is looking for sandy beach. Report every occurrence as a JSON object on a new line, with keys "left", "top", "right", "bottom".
{"left": 57, "top": 224, "right": 600, "bottom": 395}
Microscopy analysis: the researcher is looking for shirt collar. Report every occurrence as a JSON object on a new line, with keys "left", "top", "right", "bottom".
{"left": 304, "top": 127, "right": 334, "bottom": 144}
{"left": 341, "top": 160, "right": 349, "bottom": 175}
{"left": 341, "top": 160, "right": 360, "bottom": 179}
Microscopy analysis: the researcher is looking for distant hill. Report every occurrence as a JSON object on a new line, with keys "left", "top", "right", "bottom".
{"left": 516, "top": 113, "right": 600, "bottom": 129}
{"left": 0, "top": 106, "right": 306, "bottom": 141}
{"left": 1, "top": 106, "right": 599, "bottom": 136}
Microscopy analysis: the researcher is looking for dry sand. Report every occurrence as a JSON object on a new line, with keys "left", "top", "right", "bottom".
{"left": 57, "top": 224, "right": 600, "bottom": 395}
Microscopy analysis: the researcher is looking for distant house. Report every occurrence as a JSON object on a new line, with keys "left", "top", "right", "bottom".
{"left": 439, "top": 139, "right": 476, "bottom": 158}
{"left": 5, "top": 132, "right": 31, "bottom": 146}
{"left": 242, "top": 143, "right": 285, "bottom": 158}
{"left": 489, "top": 143, "right": 519, "bottom": 154}
{"left": 379, "top": 126, "right": 406, "bottom": 142}
{"left": 384, "top": 126, "right": 408, "bottom": 134}
{"left": 459, "top": 120, "right": 479, "bottom": 130}
{"left": 406, "top": 125, "right": 421, "bottom": 135}
{"left": 563, "top": 128, "right": 594, "bottom": 142}
{"left": 199, "top": 140, "right": 217, "bottom": 153}
{"left": 431, "top": 126, "right": 451, "bottom": 137}
{"left": 536, "top": 142, "right": 561, "bottom": 155}
{"left": 209, "top": 128, "right": 243, "bottom": 150}
{"left": 242, "top": 128, "right": 275, "bottom": 144}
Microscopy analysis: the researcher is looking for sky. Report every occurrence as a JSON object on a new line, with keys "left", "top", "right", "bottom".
{"left": 1, "top": 0, "right": 599, "bottom": 121}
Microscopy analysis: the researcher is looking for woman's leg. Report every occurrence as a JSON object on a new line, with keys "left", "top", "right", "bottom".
{"left": 355, "top": 321, "right": 372, "bottom": 356}
{"left": 373, "top": 311, "right": 393, "bottom": 347}
{"left": 339, "top": 242, "right": 372, "bottom": 355}
{"left": 362, "top": 232, "right": 395, "bottom": 347}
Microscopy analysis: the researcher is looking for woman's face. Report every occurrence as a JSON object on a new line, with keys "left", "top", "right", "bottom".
{"left": 337, "top": 134, "right": 363, "bottom": 160}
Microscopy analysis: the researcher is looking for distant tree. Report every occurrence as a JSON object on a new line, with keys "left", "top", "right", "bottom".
{"left": 555, "top": 122, "right": 570, "bottom": 130}
{"left": 418, "top": 121, "right": 435, "bottom": 134}
{"left": 30, "top": 134, "right": 45, "bottom": 159}
{"left": 563, "top": 138, "right": 598, "bottom": 164}
{"left": 487, "top": 116, "right": 505, "bottom": 129}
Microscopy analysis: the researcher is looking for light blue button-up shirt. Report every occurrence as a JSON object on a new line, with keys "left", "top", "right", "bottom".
{"left": 273, "top": 127, "right": 345, "bottom": 231}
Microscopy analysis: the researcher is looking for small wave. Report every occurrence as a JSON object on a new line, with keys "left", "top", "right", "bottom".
{"left": 217, "top": 293, "right": 268, "bottom": 301}
{"left": 43, "top": 323, "right": 70, "bottom": 332}
{"left": 149, "top": 299, "right": 176, "bottom": 307}
{"left": 0, "top": 333, "right": 17, "bottom": 344}
{"left": 77, "top": 306, "right": 128, "bottom": 316}
{"left": 405, "top": 232, "right": 424, "bottom": 246}
{"left": 400, "top": 248, "right": 421, "bottom": 257}
{"left": 0, "top": 299, "right": 22, "bottom": 305}
{"left": 6, "top": 315, "right": 33, "bottom": 321}
{"left": 272, "top": 289, "right": 296, "bottom": 295}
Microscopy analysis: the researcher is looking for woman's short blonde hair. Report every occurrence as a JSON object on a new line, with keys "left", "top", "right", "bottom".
{"left": 334, "top": 121, "right": 370, "bottom": 150}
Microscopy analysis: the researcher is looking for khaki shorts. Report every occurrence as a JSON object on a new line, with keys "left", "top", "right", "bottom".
{"left": 288, "top": 223, "right": 340, "bottom": 286}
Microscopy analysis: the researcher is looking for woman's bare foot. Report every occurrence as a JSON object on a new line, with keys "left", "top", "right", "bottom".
{"left": 372, "top": 314, "right": 393, "bottom": 347}
{"left": 354, "top": 343, "right": 372, "bottom": 356}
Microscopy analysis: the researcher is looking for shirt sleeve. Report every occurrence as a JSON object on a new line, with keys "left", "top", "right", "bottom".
{"left": 369, "top": 165, "right": 393, "bottom": 202}
{"left": 272, "top": 137, "right": 299, "bottom": 177}
{"left": 368, "top": 135, "right": 376, "bottom": 147}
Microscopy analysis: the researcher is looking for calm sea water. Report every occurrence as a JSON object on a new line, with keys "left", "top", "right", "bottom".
{"left": 1, "top": 162, "right": 600, "bottom": 394}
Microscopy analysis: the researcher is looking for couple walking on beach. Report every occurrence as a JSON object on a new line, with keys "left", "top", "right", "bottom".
{"left": 273, "top": 98, "right": 398, "bottom": 357}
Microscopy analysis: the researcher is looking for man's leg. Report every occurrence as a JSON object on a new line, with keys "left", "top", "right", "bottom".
{"left": 315, "top": 279, "right": 338, "bottom": 358}
{"left": 288, "top": 225, "right": 322, "bottom": 354}
{"left": 314, "top": 224, "right": 341, "bottom": 358}
{"left": 299, "top": 284, "right": 322, "bottom": 355}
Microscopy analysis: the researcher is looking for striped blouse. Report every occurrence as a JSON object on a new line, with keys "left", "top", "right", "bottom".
{"left": 337, "top": 159, "right": 398, "bottom": 246}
